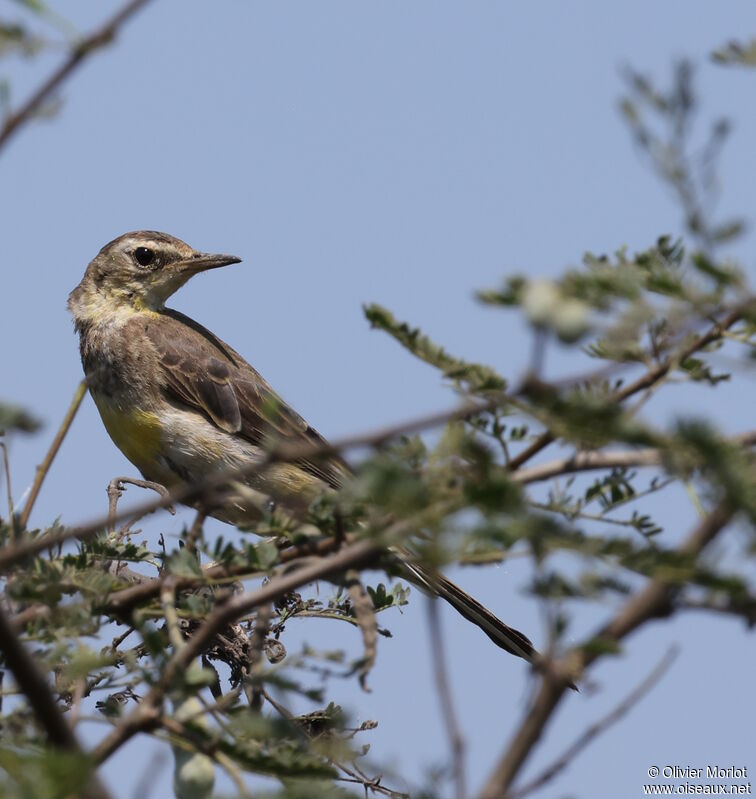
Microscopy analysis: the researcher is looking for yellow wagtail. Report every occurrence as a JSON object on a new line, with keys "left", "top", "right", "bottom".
{"left": 68, "top": 231, "right": 537, "bottom": 664}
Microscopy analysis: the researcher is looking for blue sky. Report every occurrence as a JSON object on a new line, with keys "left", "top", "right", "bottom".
{"left": 2, "top": 2, "right": 756, "bottom": 797}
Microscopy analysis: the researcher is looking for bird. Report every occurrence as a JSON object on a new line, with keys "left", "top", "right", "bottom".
{"left": 68, "top": 230, "right": 537, "bottom": 665}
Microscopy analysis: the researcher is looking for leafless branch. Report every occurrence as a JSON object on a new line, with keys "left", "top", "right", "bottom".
{"left": 427, "top": 597, "right": 467, "bottom": 799}
{"left": 507, "top": 430, "right": 555, "bottom": 471}
{"left": 244, "top": 603, "right": 270, "bottom": 711}
{"left": 18, "top": 380, "right": 87, "bottom": 530}
{"left": 512, "top": 429, "right": 756, "bottom": 485}
{"left": 345, "top": 569, "right": 378, "bottom": 692}
{"left": 509, "top": 646, "right": 679, "bottom": 798}
{"left": 0, "top": 0, "right": 154, "bottom": 153}
{"left": 129, "top": 750, "right": 169, "bottom": 799}
{"left": 0, "top": 438, "right": 15, "bottom": 539}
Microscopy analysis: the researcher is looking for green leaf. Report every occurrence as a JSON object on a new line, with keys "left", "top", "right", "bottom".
{"left": 165, "top": 548, "right": 203, "bottom": 578}
{"left": 58, "top": 645, "right": 114, "bottom": 683}
{"left": 184, "top": 664, "right": 218, "bottom": 687}
{"left": 690, "top": 251, "right": 743, "bottom": 287}
{"left": 363, "top": 304, "right": 507, "bottom": 394}
{"left": 365, "top": 582, "right": 410, "bottom": 612}
{"left": 0, "top": 748, "right": 95, "bottom": 799}
{"left": 712, "top": 39, "right": 756, "bottom": 67}
{"left": 0, "top": 403, "right": 41, "bottom": 433}
{"left": 476, "top": 275, "right": 527, "bottom": 306}
{"left": 0, "top": 23, "right": 44, "bottom": 58}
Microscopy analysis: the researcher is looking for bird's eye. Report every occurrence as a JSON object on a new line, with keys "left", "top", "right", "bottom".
{"left": 134, "top": 247, "right": 155, "bottom": 267}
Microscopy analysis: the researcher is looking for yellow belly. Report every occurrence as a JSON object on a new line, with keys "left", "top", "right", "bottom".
{"left": 95, "top": 398, "right": 164, "bottom": 478}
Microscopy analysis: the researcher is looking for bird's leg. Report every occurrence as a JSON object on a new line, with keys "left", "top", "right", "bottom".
{"left": 102, "top": 476, "right": 176, "bottom": 584}
{"left": 106, "top": 475, "right": 176, "bottom": 537}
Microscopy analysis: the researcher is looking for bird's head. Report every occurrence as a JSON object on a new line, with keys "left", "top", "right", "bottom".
{"left": 68, "top": 231, "right": 241, "bottom": 320}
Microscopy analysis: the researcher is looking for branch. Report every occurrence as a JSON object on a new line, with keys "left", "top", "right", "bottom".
{"left": 18, "top": 380, "right": 87, "bottom": 530}
{"left": 345, "top": 569, "right": 378, "bottom": 692}
{"left": 611, "top": 304, "right": 749, "bottom": 402}
{"left": 260, "top": 686, "right": 406, "bottom": 798}
{"left": 506, "top": 299, "right": 754, "bottom": 471}
{"left": 512, "top": 430, "right": 756, "bottom": 485}
{"left": 507, "top": 431, "right": 554, "bottom": 471}
{"left": 103, "top": 528, "right": 353, "bottom": 615}
{"left": 477, "top": 500, "right": 733, "bottom": 799}
{"left": 427, "top": 597, "right": 467, "bottom": 799}
{"left": 678, "top": 597, "right": 756, "bottom": 627}
{"left": 509, "top": 646, "right": 679, "bottom": 799}
{"left": 0, "top": 438, "right": 14, "bottom": 539}
{"left": 515, "top": 448, "right": 663, "bottom": 485}
{"left": 91, "top": 538, "right": 382, "bottom": 764}
{"left": 0, "top": 0, "right": 154, "bottom": 153}
{"left": 0, "top": 605, "right": 112, "bottom": 799}
{"left": 244, "top": 603, "right": 270, "bottom": 710}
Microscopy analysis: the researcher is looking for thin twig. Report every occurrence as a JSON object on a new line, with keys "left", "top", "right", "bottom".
{"left": 160, "top": 579, "right": 184, "bottom": 651}
{"left": 214, "top": 750, "right": 251, "bottom": 798}
{"left": 0, "top": 438, "right": 15, "bottom": 539}
{"left": 244, "top": 603, "right": 270, "bottom": 710}
{"left": 427, "top": 597, "right": 467, "bottom": 799}
{"left": 183, "top": 510, "right": 206, "bottom": 556}
{"left": 0, "top": 0, "right": 154, "bottom": 153}
{"left": 260, "top": 687, "right": 406, "bottom": 798}
{"left": 515, "top": 447, "right": 662, "bottom": 484}
{"left": 506, "top": 431, "right": 554, "bottom": 471}
{"left": 129, "top": 750, "right": 169, "bottom": 799}
{"left": 509, "top": 647, "right": 679, "bottom": 798}
{"left": 18, "top": 380, "right": 87, "bottom": 530}
{"left": 9, "top": 603, "right": 51, "bottom": 631}
{"left": 512, "top": 430, "right": 756, "bottom": 485}
{"left": 506, "top": 299, "right": 753, "bottom": 471}
{"left": 346, "top": 569, "right": 378, "bottom": 692}
{"left": 69, "top": 678, "right": 87, "bottom": 729}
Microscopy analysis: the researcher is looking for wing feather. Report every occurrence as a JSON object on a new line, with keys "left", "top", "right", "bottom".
{"left": 140, "top": 309, "right": 347, "bottom": 490}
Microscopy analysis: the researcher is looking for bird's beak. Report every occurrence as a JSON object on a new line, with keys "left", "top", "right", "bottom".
{"left": 174, "top": 252, "right": 242, "bottom": 274}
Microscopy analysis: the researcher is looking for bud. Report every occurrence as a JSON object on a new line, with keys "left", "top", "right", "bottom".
{"left": 554, "top": 298, "right": 590, "bottom": 342}
{"left": 522, "top": 279, "right": 561, "bottom": 327}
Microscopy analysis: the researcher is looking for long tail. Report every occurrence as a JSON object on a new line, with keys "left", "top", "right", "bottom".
{"left": 398, "top": 560, "right": 537, "bottom": 663}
